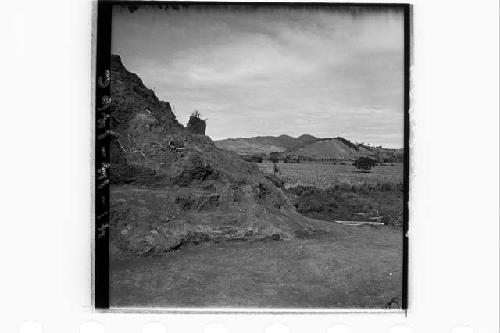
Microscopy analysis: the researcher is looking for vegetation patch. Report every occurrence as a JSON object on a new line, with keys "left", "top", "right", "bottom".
{"left": 289, "top": 185, "right": 403, "bottom": 227}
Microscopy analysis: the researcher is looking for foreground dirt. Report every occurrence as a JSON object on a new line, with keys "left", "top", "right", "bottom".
{"left": 110, "top": 224, "right": 402, "bottom": 309}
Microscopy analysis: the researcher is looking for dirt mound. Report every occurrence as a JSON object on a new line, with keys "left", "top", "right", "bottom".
{"left": 110, "top": 186, "right": 328, "bottom": 258}
{"left": 110, "top": 55, "right": 181, "bottom": 133}
{"left": 109, "top": 54, "right": 320, "bottom": 258}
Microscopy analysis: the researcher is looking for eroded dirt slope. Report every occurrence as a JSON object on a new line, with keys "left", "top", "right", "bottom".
{"left": 109, "top": 55, "right": 324, "bottom": 258}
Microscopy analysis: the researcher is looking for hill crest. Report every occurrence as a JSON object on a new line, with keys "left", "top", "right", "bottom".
{"left": 215, "top": 135, "right": 402, "bottom": 161}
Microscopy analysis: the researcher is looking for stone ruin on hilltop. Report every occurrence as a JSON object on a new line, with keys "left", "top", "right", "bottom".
{"left": 186, "top": 110, "right": 206, "bottom": 135}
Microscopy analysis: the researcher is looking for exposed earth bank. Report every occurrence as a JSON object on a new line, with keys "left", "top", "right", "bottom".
{"left": 109, "top": 54, "right": 338, "bottom": 258}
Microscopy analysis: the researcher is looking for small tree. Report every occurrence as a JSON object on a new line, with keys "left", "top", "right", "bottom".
{"left": 269, "top": 152, "right": 281, "bottom": 163}
{"left": 353, "top": 156, "right": 378, "bottom": 172}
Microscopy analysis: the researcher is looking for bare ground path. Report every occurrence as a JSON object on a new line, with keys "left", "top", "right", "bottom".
{"left": 110, "top": 224, "right": 402, "bottom": 309}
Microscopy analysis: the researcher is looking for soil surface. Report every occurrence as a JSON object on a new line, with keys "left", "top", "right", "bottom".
{"left": 110, "top": 224, "right": 402, "bottom": 309}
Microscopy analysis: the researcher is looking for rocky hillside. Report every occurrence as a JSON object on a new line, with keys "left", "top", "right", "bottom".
{"left": 108, "top": 55, "right": 322, "bottom": 258}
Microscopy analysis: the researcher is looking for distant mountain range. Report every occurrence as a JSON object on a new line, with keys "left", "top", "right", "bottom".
{"left": 215, "top": 135, "right": 403, "bottom": 161}
{"left": 214, "top": 134, "right": 318, "bottom": 155}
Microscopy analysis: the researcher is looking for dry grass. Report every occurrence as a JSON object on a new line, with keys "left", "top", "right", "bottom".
{"left": 290, "top": 186, "right": 403, "bottom": 227}
{"left": 258, "top": 162, "right": 403, "bottom": 189}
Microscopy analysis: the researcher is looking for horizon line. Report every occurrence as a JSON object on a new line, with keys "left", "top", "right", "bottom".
{"left": 211, "top": 134, "right": 403, "bottom": 149}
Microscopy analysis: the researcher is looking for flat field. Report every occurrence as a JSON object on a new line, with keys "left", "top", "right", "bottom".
{"left": 261, "top": 161, "right": 405, "bottom": 226}
{"left": 258, "top": 162, "right": 403, "bottom": 189}
{"left": 110, "top": 224, "right": 402, "bottom": 308}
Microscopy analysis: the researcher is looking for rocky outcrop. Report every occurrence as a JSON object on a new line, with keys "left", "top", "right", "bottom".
{"left": 109, "top": 54, "right": 319, "bottom": 258}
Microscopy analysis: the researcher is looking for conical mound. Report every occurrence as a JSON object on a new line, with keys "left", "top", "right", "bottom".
{"left": 109, "top": 54, "right": 323, "bottom": 258}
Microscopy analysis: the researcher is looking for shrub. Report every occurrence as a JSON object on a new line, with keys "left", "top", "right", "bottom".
{"left": 269, "top": 151, "right": 281, "bottom": 163}
{"left": 241, "top": 155, "right": 263, "bottom": 163}
{"left": 353, "top": 157, "right": 378, "bottom": 172}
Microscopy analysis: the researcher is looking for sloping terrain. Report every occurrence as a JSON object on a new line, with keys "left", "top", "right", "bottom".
{"left": 286, "top": 138, "right": 403, "bottom": 162}
{"left": 289, "top": 138, "right": 372, "bottom": 159}
{"left": 215, "top": 134, "right": 319, "bottom": 155}
{"left": 213, "top": 138, "right": 287, "bottom": 155}
{"left": 216, "top": 134, "right": 403, "bottom": 162}
{"left": 109, "top": 55, "right": 326, "bottom": 258}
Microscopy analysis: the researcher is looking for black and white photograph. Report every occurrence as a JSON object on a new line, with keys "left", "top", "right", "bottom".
{"left": 1, "top": 0, "right": 499, "bottom": 331}
{"left": 102, "top": 3, "right": 409, "bottom": 309}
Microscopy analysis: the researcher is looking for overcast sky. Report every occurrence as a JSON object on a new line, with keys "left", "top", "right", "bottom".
{"left": 112, "top": 5, "right": 404, "bottom": 148}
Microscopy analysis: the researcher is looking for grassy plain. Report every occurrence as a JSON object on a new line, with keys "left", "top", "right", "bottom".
{"left": 258, "top": 161, "right": 403, "bottom": 189}
{"left": 260, "top": 161, "right": 404, "bottom": 225}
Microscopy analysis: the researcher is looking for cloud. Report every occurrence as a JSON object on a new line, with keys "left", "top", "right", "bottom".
{"left": 112, "top": 5, "right": 404, "bottom": 148}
